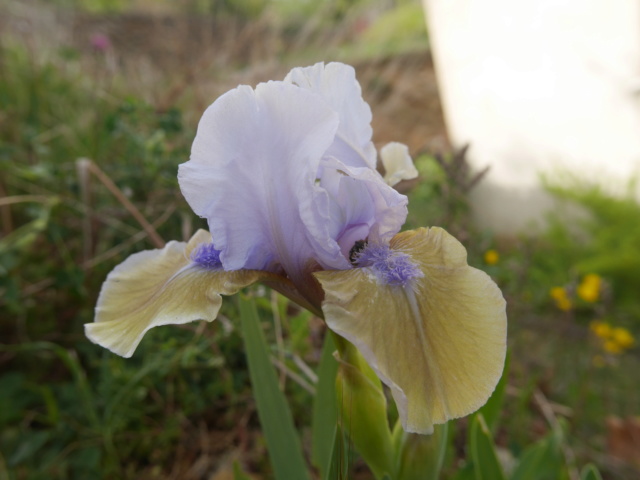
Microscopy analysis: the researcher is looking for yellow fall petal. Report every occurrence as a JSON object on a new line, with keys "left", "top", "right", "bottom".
{"left": 315, "top": 227, "right": 507, "bottom": 434}
{"left": 85, "top": 229, "right": 267, "bottom": 358}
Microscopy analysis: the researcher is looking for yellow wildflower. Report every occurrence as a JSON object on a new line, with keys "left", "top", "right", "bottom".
{"left": 603, "top": 340, "right": 624, "bottom": 355}
{"left": 577, "top": 274, "right": 602, "bottom": 303}
{"left": 550, "top": 287, "right": 572, "bottom": 311}
{"left": 484, "top": 249, "right": 499, "bottom": 266}
{"left": 556, "top": 297, "right": 572, "bottom": 311}
{"left": 590, "top": 320, "right": 612, "bottom": 339}
{"left": 611, "top": 327, "right": 635, "bottom": 349}
{"left": 550, "top": 286, "right": 567, "bottom": 301}
{"left": 591, "top": 321, "right": 635, "bottom": 355}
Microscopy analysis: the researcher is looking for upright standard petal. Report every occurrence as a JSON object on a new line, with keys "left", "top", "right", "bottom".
{"left": 179, "top": 81, "right": 347, "bottom": 283}
{"left": 85, "top": 230, "right": 267, "bottom": 357}
{"left": 284, "top": 63, "right": 409, "bottom": 257}
{"left": 315, "top": 227, "right": 507, "bottom": 434}
{"left": 285, "top": 62, "right": 377, "bottom": 169}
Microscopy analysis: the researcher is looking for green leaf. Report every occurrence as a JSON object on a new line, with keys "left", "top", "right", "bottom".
{"left": 233, "top": 461, "right": 254, "bottom": 480}
{"left": 477, "top": 351, "right": 510, "bottom": 433}
{"left": 0, "top": 197, "right": 57, "bottom": 254}
{"left": 69, "top": 446, "right": 101, "bottom": 476}
{"left": 0, "top": 372, "right": 33, "bottom": 426}
{"left": 238, "top": 295, "right": 310, "bottom": 480}
{"left": 451, "top": 462, "right": 475, "bottom": 480}
{"left": 325, "top": 424, "right": 350, "bottom": 480}
{"left": 510, "top": 425, "right": 564, "bottom": 480}
{"left": 9, "top": 431, "right": 50, "bottom": 466}
{"left": 470, "top": 414, "right": 506, "bottom": 480}
{"left": 580, "top": 464, "right": 603, "bottom": 480}
{"left": 312, "top": 333, "right": 339, "bottom": 478}
{"left": 38, "top": 385, "right": 60, "bottom": 426}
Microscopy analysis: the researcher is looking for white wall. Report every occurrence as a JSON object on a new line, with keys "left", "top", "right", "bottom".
{"left": 422, "top": 0, "right": 640, "bottom": 234}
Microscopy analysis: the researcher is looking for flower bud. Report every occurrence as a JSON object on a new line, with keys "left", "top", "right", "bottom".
{"left": 335, "top": 340, "right": 394, "bottom": 479}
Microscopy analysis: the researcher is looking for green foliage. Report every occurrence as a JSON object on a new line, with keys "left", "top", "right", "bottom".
{"left": 324, "top": 424, "right": 351, "bottom": 480}
{"left": 580, "top": 464, "right": 603, "bottom": 480}
{"left": 0, "top": 40, "right": 237, "bottom": 478}
{"left": 47, "top": 0, "right": 128, "bottom": 13}
{"left": 470, "top": 414, "right": 506, "bottom": 480}
{"left": 543, "top": 181, "right": 640, "bottom": 313}
{"left": 233, "top": 461, "right": 254, "bottom": 480}
{"left": 452, "top": 413, "right": 588, "bottom": 480}
{"left": 0, "top": 197, "right": 59, "bottom": 258}
{"left": 237, "top": 295, "right": 310, "bottom": 480}
{"left": 311, "top": 333, "right": 339, "bottom": 478}
{"left": 477, "top": 352, "right": 510, "bottom": 434}
{"left": 359, "top": 1, "right": 428, "bottom": 56}
{"left": 0, "top": 325, "right": 249, "bottom": 478}
{"left": 0, "top": 41, "right": 191, "bottom": 320}
{"left": 511, "top": 419, "right": 566, "bottom": 480}
{"left": 405, "top": 151, "right": 475, "bottom": 238}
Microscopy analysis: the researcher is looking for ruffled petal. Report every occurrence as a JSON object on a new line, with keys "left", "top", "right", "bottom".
{"left": 380, "top": 142, "right": 418, "bottom": 187}
{"left": 285, "top": 62, "right": 377, "bottom": 170}
{"left": 85, "top": 230, "right": 267, "bottom": 357}
{"left": 315, "top": 227, "right": 507, "bottom": 434}
{"left": 179, "top": 81, "right": 346, "bottom": 283}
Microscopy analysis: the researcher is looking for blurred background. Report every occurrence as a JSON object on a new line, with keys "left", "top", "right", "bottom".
{"left": 1, "top": 0, "right": 639, "bottom": 478}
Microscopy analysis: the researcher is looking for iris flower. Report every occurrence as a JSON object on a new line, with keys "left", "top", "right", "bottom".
{"left": 85, "top": 62, "right": 506, "bottom": 434}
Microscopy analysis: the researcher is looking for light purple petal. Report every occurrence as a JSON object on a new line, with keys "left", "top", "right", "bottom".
{"left": 179, "top": 81, "right": 346, "bottom": 283}
{"left": 285, "top": 62, "right": 377, "bottom": 170}
{"left": 316, "top": 156, "right": 408, "bottom": 259}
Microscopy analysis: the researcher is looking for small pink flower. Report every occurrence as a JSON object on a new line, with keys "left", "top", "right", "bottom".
{"left": 90, "top": 33, "right": 111, "bottom": 52}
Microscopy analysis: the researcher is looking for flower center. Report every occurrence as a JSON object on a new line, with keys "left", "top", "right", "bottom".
{"left": 349, "top": 239, "right": 368, "bottom": 266}
{"left": 353, "top": 242, "right": 423, "bottom": 286}
{"left": 191, "top": 243, "right": 222, "bottom": 269}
